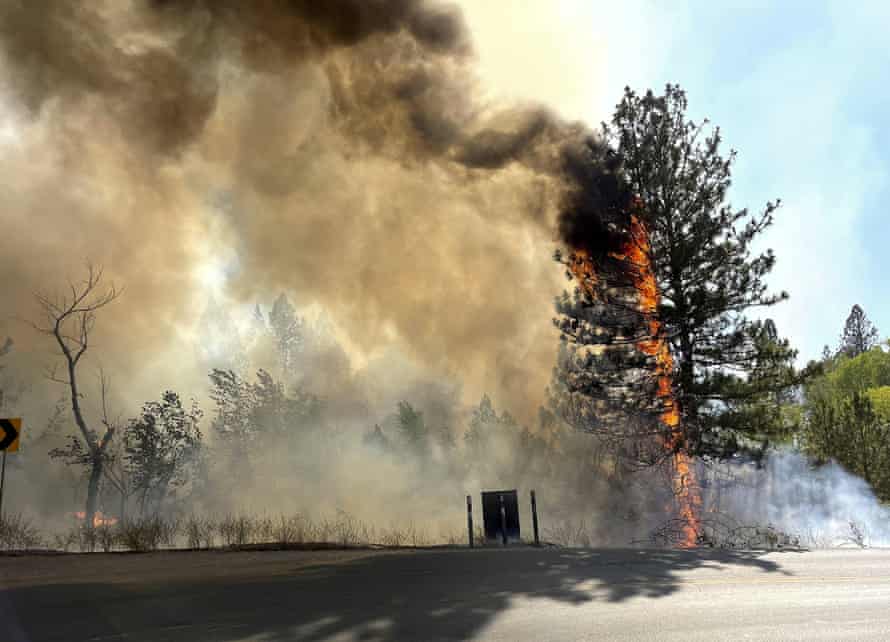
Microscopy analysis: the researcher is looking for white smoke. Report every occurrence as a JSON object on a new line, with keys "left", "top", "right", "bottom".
{"left": 707, "top": 449, "right": 890, "bottom": 548}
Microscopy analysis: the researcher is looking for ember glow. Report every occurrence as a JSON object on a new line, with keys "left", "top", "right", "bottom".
{"left": 72, "top": 511, "right": 118, "bottom": 528}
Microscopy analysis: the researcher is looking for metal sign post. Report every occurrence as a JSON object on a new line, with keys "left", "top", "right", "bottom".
{"left": 0, "top": 418, "right": 22, "bottom": 520}
{"left": 499, "top": 494, "right": 507, "bottom": 546}
{"left": 531, "top": 489, "right": 540, "bottom": 547}
{"left": 0, "top": 451, "right": 6, "bottom": 519}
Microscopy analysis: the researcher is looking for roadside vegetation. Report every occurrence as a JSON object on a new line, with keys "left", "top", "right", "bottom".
{"left": 1, "top": 87, "right": 888, "bottom": 554}
{"left": 0, "top": 510, "right": 479, "bottom": 553}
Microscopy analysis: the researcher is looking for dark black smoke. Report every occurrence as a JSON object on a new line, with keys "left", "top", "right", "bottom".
{"left": 0, "top": 0, "right": 633, "bottom": 428}
{"left": 557, "top": 139, "right": 633, "bottom": 257}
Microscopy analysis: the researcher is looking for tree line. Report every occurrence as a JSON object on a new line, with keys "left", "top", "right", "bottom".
{"left": 802, "top": 305, "right": 890, "bottom": 500}
{"left": 20, "top": 274, "right": 599, "bottom": 530}
{"left": 10, "top": 84, "right": 889, "bottom": 534}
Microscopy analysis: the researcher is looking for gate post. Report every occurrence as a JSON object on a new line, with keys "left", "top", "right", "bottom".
{"left": 499, "top": 494, "right": 507, "bottom": 546}
{"left": 466, "top": 495, "right": 474, "bottom": 548}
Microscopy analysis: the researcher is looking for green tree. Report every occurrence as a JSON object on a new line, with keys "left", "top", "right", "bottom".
{"left": 866, "top": 386, "right": 890, "bottom": 422}
{"left": 839, "top": 304, "right": 879, "bottom": 358}
{"left": 396, "top": 401, "right": 428, "bottom": 456}
{"left": 125, "top": 391, "right": 203, "bottom": 515}
{"left": 208, "top": 368, "right": 256, "bottom": 447}
{"left": 268, "top": 294, "right": 304, "bottom": 380}
{"left": 554, "top": 84, "right": 803, "bottom": 460}
{"left": 802, "top": 345, "right": 890, "bottom": 500}
{"left": 249, "top": 368, "right": 322, "bottom": 440}
{"left": 803, "top": 391, "right": 890, "bottom": 500}
{"left": 819, "top": 347, "right": 890, "bottom": 398}
{"left": 464, "top": 394, "right": 521, "bottom": 454}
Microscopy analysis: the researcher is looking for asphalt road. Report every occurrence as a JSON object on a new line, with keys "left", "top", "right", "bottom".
{"left": 2, "top": 546, "right": 890, "bottom": 641}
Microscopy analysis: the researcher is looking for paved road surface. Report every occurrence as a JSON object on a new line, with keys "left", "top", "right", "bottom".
{"left": 2, "top": 546, "right": 889, "bottom": 641}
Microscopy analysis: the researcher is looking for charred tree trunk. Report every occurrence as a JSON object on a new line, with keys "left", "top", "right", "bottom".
{"left": 85, "top": 456, "right": 103, "bottom": 532}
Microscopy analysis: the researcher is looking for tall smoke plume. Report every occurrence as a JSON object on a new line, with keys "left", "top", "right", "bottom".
{"left": 0, "top": 0, "right": 643, "bottom": 536}
{"left": 0, "top": 0, "right": 627, "bottom": 421}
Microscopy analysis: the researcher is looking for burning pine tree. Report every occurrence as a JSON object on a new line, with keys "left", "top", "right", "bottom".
{"left": 552, "top": 85, "right": 803, "bottom": 545}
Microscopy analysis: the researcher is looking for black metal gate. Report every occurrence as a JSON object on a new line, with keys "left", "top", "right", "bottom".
{"left": 481, "top": 489, "right": 520, "bottom": 544}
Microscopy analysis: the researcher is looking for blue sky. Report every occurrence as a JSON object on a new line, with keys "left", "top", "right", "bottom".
{"left": 655, "top": 1, "right": 890, "bottom": 363}
{"left": 461, "top": 0, "right": 890, "bottom": 363}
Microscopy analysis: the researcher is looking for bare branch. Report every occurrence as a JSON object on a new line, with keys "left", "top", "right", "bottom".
{"left": 44, "top": 363, "right": 71, "bottom": 386}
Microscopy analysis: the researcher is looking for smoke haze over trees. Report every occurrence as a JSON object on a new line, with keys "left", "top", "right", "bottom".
{"left": 0, "top": 0, "right": 600, "bottom": 424}
{"left": 1, "top": 1, "right": 889, "bottom": 551}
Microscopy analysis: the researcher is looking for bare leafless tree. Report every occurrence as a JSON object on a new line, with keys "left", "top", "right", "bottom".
{"left": 30, "top": 263, "right": 120, "bottom": 531}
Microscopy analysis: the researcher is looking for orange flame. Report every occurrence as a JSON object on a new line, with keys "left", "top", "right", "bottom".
{"left": 569, "top": 209, "right": 702, "bottom": 547}
{"left": 72, "top": 511, "right": 119, "bottom": 528}
{"left": 621, "top": 215, "right": 701, "bottom": 547}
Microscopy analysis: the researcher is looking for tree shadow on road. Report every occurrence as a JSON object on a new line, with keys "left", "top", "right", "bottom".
{"left": 1, "top": 547, "right": 794, "bottom": 642}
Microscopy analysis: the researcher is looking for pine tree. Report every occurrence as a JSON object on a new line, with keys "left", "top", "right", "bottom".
{"left": 839, "top": 304, "right": 879, "bottom": 358}
{"left": 803, "top": 391, "right": 890, "bottom": 501}
{"left": 396, "top": 401, "right": 428, "bottom": 456}
{"left": 208, "top": 369, "right": 255, "bottom": 446}
{"left": 268, "top": 294, "right": 303, "bottom": 380}
{"left": 554, "top": 84, "right": 803, "bottom": 460}
{"left": 465, "top": 394, "right": 522, "bottom": 449}
{"left": 249, "top": 368, "right": 322, "bottom": 440}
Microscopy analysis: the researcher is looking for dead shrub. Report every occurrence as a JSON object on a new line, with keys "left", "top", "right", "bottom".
{"left": 218, "top": 514, "right": 255, "bottom": 547}
{"left": 0, "top": 512, "right": 43, "bottom": 550}
{"left": 117, "top": 515, "right": 176, "bottom": 551}
{"left": 183, "top": 514, "right": 216, "bottom": 549}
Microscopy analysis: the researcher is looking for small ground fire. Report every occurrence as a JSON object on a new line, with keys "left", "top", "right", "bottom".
{"left": 72, "top": 511, "right": 119, "bottom": 528}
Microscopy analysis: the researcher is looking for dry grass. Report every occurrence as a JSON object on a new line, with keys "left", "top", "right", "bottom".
{"left": 183, "top": 514, "right": 216, "bottom": 549}
{"left": 0, "top": 513, "right": 43, "bottom": 550}
{"left": 218, "top": 514, "right": 256, "bottom": 547}
{"left": 116, "top": 515, "right": 179, "bottom": 552}
{"left": 19, "top": 512, "right": 875, "bottom": 553}
{"left": 3, "top": 510, "right": 482, "bottom": 553}
{"left": 543, "top": 519, "right": 594, "bottom": 548}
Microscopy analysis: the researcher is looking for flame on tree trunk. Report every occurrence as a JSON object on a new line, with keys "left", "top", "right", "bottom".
{"left": 569, "top": 211, "right": 702, "bottom": 547}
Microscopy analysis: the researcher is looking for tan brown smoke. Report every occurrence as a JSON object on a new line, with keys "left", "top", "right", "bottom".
{"left": 0, "top": 0, "right": 601, "bottom": 421}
